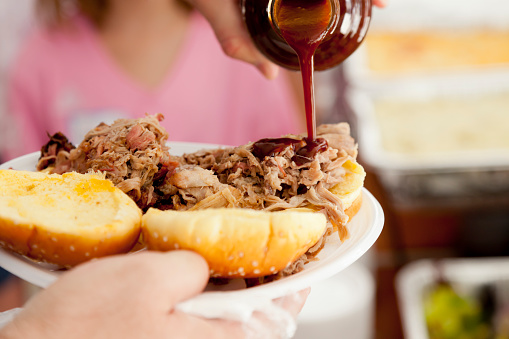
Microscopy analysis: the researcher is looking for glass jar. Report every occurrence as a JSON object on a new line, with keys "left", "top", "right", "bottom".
{"left": 241, "top": 0, "right": 372, "bottom": 71}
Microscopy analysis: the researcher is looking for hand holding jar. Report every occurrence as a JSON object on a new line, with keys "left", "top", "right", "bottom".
{"left": 185, "top": 0, "right": 387, "bottom": 79}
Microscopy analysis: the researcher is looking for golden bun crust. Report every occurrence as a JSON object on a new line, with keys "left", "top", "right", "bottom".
{"left": 142, "top": 208, "right": 327, "bottom": 278}
{"left": 329, "top": 159, "right": 366, "bottom": 213}
{"left": 0, "top": 170, "right": 142, "bottom": 267}
{"left": 142, "top": 158, "right": 366, "bottom": 279}
{"left": 345, "top": 193, "right": 363, "bottom": 221}
{"left": 330, "top": 159, "right": 365, "bottom": 239}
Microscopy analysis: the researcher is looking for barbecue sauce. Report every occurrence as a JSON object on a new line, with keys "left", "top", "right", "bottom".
{"left": 293, "top": 137, "right": 328, "bottom": 165}
{"left": 249, "top": 0, "right": 334, "bottom": 163}
{"left": 242, "top": 0, "right": 372, "bottom": 71}
{"left": 242, "top": 0, "right": 372, "bottom": 147}
{"left": 252, "top": 137, "right": 328, "bottom": 166}
{"left": 272, "top": 0, "right": 334, "bottom": 140}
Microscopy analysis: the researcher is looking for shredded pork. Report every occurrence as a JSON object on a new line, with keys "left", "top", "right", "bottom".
{"left": 38, "top": 114, "right": 176, "bottom": 209}
{"left": 177, "top": 123, "right": 357, "bottom": 232}
{"left": 173, "top": 124, "right": 358, "bottom": 277}
{"left": 37, "top": 116, "right": 359, "bottom": 279}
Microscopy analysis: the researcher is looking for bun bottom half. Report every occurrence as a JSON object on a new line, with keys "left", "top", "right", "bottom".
{"left": 141, "top": 190, "right": 363, "bottom": 279}
{"left": 0, "top": 219, "right": 141, "bottom": 267}
{"left": 142, "top": 208, "right": 327, "bottom": 278}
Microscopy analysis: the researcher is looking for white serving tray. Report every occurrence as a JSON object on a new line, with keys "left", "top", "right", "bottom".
{"left": 345, "top": 0, "right": 509, "bottom": 90}
{"left": 347, "top": 85, "right": 509, "bottom": 173}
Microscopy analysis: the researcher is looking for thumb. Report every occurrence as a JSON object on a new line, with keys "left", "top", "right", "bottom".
{"left": 129, "top": 250, "right": 210, "bottom": 308}
{"left": 154, "top": 250, "right": 210, "bottom": 307}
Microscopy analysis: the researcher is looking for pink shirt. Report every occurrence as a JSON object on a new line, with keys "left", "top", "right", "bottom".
{"left": 3, "top": 12, "right": 302, "bottom": 161}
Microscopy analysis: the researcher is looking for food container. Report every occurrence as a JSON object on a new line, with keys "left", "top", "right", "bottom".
{"left": 396, "top": 258, "right": 509, "bottom": 339}
{"left": 346, "top": 76, "right": 509, "bottom": 208}
{"left": 341, "top": 0, "right": 509, "bottom": 208}
{"left": 344, "top": 0, "right": 509, "bottom": 90}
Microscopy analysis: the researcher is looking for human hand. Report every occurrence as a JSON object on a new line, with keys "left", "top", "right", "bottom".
{"left": 0, "top": 251, "right": 308, "bottom": 339}
{"left": 186, "top": 0, "right": 388, "bottom": 79}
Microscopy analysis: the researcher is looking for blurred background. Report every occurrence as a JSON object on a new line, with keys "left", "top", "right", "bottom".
{"left": 1, "top": 0, "right": 509, "bottom": 338}
{"left": 334, "top": 0, "right": 509, "bottom": 338}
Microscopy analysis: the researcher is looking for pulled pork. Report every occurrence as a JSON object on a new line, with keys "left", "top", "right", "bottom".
{"left": 37, "top": 114, "right": 176, "bottom": 209}
{"left": 37, "top": 132, "right": 76, "bottom": 172}
{"left": 177, "top": 123, "right": 356, "bottom": 230}
{"left": 37, "top": 116, "right": 359, "bottom": 279}
{"left": 172, "top": 123, "right": 358, "bottom": 278}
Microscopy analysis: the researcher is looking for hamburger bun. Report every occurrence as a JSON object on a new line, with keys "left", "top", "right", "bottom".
{"left": 142, "top": 158, "right": 366, "bottom": 278}
{"left": 0, "top": 169, "right": 142, "bottom": 267}
{"left": 328, "top": 159, "right": 365, "bottom": 239}
{"left": 142, "top": 208, "right": 327, "bottom": 278}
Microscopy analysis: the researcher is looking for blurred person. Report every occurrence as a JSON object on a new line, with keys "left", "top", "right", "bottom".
{"left": 1, "top": 0, "right": 387, "bottom": 162}
{"left": 0, "top": 0, "right": 36, "bottom": 309}
{"left": 1, "top": 0, "right": 306, "bottom": 161}
{"left": 0, "top": 0, "right": 34, "bottom": 163}
{"left": 0, "top": 251, "right": 310, "bottom": 338}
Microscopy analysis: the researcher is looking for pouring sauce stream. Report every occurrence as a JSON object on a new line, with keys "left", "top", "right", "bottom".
{"left": 272, "top": 0, "right": 335, "bottom": 140}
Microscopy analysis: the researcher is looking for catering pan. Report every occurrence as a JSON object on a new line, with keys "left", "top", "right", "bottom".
{"left": 344, "top": 0, "right": 509, "bottom": 90}
{"left": 397, "top": 258, "right": 509, "bottom": 339}
{"left": 346, "top": 78, "right": 509, "bottom": 208}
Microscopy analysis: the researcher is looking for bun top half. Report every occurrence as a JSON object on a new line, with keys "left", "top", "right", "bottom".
{"left": 0, "top": 170, "right": 142, "bottom": 266}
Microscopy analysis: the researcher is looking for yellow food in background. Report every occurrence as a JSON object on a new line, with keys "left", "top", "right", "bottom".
{"left": 373, "top": 93, "right": 509, "bottom": 156}
{"left": 364, "top": 31, "right": 509, "bottom": 75}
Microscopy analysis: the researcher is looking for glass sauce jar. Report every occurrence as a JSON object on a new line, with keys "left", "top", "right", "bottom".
{"left": 241, "top": 0, "right": 372, "bottom": 71}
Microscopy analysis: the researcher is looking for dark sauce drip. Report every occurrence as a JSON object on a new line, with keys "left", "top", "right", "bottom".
{"left": 292, "top": 137, "right": 328, "bottom": 165}
{"left": 252, "top": 137, "right": 328, "bottom": 165}
{"left": 273, "top": 0, "right": 333, "bottom": 140}
{"left": 252, "top": 137, "right": 304, "bottom": 159}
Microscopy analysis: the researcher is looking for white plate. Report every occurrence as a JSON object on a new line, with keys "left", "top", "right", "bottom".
{"left": 0, "top": 142, "right": 384, "bottom": 317}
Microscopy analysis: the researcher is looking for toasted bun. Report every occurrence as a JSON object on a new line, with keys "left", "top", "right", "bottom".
{"left": 0, "top": 170, "right": 142, "bottom": 267}
{"left": 142, "top": 158, "right": 365, "bottom": 278}
{"left": 329, "top": 159, "right": 365, "bottom": 214}
{"left": 142, "top": 208, "right": 327, "bottom": 278}
{"left": 329, "top": 159, "right": 366, "bottom": 239}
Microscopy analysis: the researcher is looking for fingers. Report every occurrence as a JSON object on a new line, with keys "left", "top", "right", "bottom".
{"left": 128, "top": 250, "right": 210, "bottom": 308}
{"left": 165, "top": 288, "right": 311, "bottom": 339}
{"left": 235, "top": 289, "right": 311, "bottom": 339}
{"left": 8, "top": 251, "right": 309, "bottom": 339}
{"left": 65, "top": 250, "right": 210, "bottom": 309}
{"left": 186, "top": 0, "right": 279, "bottom": 79}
